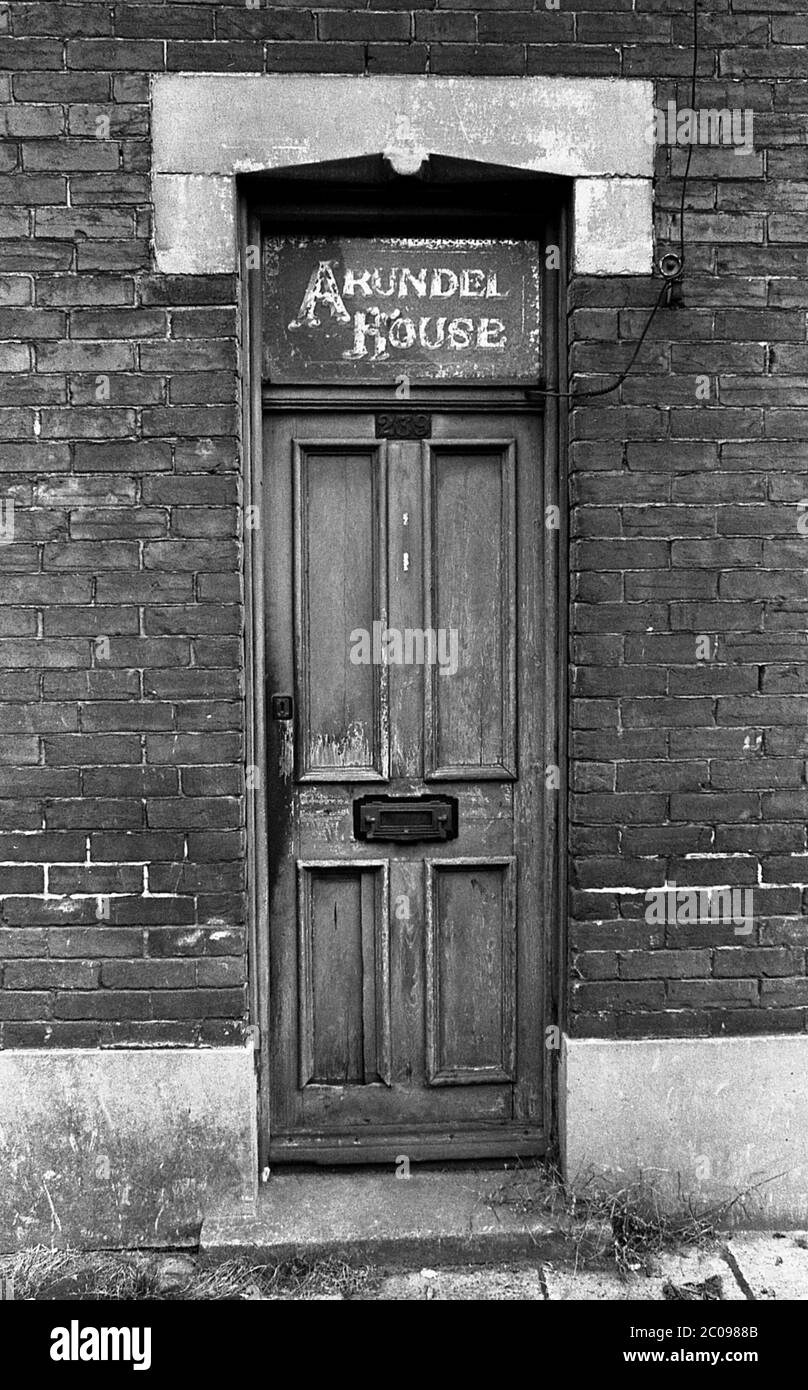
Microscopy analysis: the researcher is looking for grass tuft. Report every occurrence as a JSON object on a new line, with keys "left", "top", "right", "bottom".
{"left": 0, "top": 1246, "right": 374, "bottom": 1301}
{"left": 487, "top": 1158, "right": 773, "bottom": 1275}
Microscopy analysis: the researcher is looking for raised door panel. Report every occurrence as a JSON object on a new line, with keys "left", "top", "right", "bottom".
{"left": 294, "top": 440, "right": 388, "bottom": 781}
{"left": 425, "top": 858, "right": 516, "bottom": 1086}
{"left": 297, "top": 860, "right": 391, "bottom": 1088}
{"left": 424, "top": 440, "right": 516, "bottom": 779}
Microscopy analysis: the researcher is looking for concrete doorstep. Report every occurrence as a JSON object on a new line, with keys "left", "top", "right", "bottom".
{"left": 200, "top": 1168, "right": 596, "bottom": 1267}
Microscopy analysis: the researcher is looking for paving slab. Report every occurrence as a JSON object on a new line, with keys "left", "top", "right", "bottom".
{"left": 377, "top": 1265, "right": 545, "bottom": 1300}
{"left": 723, "top": 1233, "right": 808, "bottom": 1301}
{"left": 200, "top": 1169, "right": 605, "bottom": 1267}
{"left": 544, "top": 1264, "right": 665, "bottom": 1300}
{"left": 653, "top": 1248, "right": 747, "bottom": 1301}
{"left": 544, "top": 1249, "right": 748, "bottom": 1302}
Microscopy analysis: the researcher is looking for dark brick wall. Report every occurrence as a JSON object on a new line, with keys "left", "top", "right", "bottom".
{"left": 0, "top": 2, "right": 805, "bottom": 1046}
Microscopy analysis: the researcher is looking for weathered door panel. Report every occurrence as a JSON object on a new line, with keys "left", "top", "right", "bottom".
{"left": 294, "top": 437, "right": 388, "bottom": 780}
{"left": 265, "top": 410, "right": 546, "bottom": 1160}
{"left": 424, "top": 438, "right": 516, "bottom": 779}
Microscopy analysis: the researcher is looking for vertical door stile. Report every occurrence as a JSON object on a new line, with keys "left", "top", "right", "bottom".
{"left": 421, "top": 437, "right": 435, "bottom": 784}
{"left": 376, "top": 439, "right": 390, "bottom": 784}
{"left": 297, "top": 861, "right": 314, "bottom": 1090}
{"left": 291, "top": 440, "right": 305, "bottom": 790}
{"left": 503, "top": 439, "right": 518, "bottom": 781}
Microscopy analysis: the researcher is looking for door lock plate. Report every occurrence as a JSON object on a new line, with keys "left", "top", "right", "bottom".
{"left": 271, "top": 693, "right": 294, "bottom": 721}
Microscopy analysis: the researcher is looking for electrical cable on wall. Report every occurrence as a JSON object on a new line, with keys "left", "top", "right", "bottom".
{"left": 542, "top": 0, "right": 700, "bottom": 401}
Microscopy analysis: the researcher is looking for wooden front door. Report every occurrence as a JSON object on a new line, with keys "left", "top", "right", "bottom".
{"left": 264, "top": 408, "right": 548, "bottom": 1161}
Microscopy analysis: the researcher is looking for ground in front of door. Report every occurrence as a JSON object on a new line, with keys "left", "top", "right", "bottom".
{"left": 3, "top": 1237, "right": 807, "bottom": 1302}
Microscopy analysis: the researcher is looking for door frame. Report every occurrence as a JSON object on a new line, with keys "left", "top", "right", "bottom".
{"left": 239, "top": 165, "right": 569, "bottom": 1170}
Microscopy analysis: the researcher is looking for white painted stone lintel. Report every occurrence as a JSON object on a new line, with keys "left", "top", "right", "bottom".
{"left": 150, "top": 75, "right": 655, "bottom": 277}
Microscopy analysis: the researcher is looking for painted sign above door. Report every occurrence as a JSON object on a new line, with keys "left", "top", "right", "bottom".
{"left": 262, "top": 237, "right": 542, "bottom": 385}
